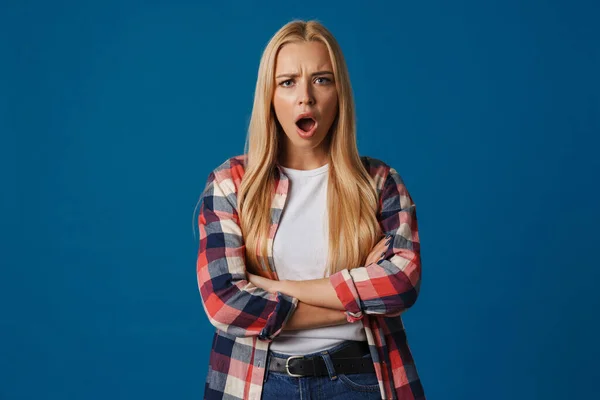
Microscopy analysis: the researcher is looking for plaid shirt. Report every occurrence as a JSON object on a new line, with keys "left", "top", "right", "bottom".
{"left": 196, "top": 154, "right": 425, "bottom": 399}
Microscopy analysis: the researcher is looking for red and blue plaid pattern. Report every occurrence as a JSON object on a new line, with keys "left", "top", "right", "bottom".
{"left": 197, "top": 154, "right": 425, "bottom": 399}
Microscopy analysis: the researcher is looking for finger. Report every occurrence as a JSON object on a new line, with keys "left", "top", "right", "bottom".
{"left": 377, "top": 238, "right": 390, "bottom": 249}
{"left": 383, "top": 234, "right": 392, "bottom": 246}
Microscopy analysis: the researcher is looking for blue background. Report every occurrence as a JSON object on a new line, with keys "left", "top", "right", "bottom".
{"left": 2, "top": 0, "right": 598, "bottom": 399}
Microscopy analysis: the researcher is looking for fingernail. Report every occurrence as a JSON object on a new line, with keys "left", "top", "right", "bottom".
{"left": 380, "top": 251, "right": 386, "bottom": 258}
{"left": 385, "top": 233, "right": 391, "bottom": 239}
{"left": 385, "top": 238, "right": 392, "bottom": 246}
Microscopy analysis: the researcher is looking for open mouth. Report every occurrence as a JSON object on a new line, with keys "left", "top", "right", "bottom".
{"left": 295, "top": 117, "right": 316, "bottom": 133}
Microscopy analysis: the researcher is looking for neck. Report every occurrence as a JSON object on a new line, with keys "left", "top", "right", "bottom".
{"left": 278, "top": 139, "right": 331, "bottom": 170}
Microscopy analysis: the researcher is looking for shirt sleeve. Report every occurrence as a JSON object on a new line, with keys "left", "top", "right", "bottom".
{"left": 328, "top": 166, "right": 421, "bottom": 322}
{"left": 196, "top": 169, "right": 299, "bottom": 341}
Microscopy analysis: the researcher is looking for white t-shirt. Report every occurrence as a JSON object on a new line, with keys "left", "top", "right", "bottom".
{"left": 269, "top": 162, "right": 367, "bottom": 355}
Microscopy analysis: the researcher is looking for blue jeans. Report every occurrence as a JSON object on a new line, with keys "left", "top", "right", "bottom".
{"left": 261, "top": 340, "right": 381, "bottom": 399}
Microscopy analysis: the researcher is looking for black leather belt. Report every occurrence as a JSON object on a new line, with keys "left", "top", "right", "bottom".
{"left": 267, "top": 340, "right": 375, "bottom": 377}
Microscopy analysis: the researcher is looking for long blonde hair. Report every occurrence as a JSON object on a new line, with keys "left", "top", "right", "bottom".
{"left": 240, "top": 19, "right": 383, "bottom": 278}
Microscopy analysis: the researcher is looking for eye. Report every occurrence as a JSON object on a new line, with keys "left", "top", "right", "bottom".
{"left": 279, "top": 79, "right": 294, "bottom": 87}
{"left": 315, "top": 77, "right": 332, "bottom": 84}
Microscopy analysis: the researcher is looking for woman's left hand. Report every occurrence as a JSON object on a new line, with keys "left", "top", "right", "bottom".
{"left": 247, "top": 272, "right": 283, "bottom": 294}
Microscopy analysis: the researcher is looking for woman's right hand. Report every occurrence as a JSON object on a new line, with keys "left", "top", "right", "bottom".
{"left": 364, "top": 233, "right": 393, "bottom": 266}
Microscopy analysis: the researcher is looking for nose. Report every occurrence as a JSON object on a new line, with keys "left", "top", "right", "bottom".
{"left": 297, "top": 81, "right": 315, "bottom": 106}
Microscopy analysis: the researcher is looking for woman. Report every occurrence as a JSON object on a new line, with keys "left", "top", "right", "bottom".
{"left": 195, "top": 20, "right": 425, "bottom": 399}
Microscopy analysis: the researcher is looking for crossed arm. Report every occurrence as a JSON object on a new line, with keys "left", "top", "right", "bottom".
{"left": 247, "top": 274, "right": 348, "bottom": 331}
{"left": 248, "top": 274, "right": 345, "bottom": 310}
{"left": 282, "top": 301, "right": 347, "bottom": 331}
{"left": 197, "top": 163, "right": 420, "bottom": 340}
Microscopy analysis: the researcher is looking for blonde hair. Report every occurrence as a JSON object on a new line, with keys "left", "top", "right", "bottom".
{"left": 240, "top": 19, "right": 382, "bottom": 278}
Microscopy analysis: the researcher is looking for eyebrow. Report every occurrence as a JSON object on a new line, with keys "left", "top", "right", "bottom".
{"left": 275, "top": 71, "right": 334, "bottom": 79}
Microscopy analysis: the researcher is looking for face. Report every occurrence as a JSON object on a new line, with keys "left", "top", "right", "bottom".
{"left": 272, "top": 40, "right": 339, "bottom": 169}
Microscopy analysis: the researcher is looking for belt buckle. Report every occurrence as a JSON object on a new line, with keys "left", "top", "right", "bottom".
{"left": 285, "top": 355, "right": 305, "bottom": 377}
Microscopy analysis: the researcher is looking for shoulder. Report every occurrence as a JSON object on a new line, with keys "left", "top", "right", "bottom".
{"left": 202, "top": 154, "right": 247, "bottom": 196}
{"left": 360, "top": 155, "right": 390, "bottom": 176}
{"left": 210, "top": 154, "right": 246, "bottom": 174}
{"left": 360, "top": 155, "right": 394, "bottom": 189}
{"left": 360, "top": 155, "right": 411, "bottom": 200}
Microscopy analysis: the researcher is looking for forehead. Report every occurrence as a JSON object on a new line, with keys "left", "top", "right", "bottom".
{"left": 274, "top": 41, "right": 333, "bottom": 72}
